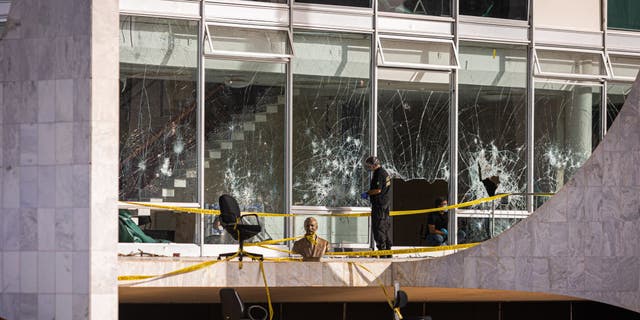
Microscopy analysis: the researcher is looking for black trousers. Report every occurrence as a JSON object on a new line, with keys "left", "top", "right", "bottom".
{"left": 371, "top": 205, "right": 392, "bottom": 250}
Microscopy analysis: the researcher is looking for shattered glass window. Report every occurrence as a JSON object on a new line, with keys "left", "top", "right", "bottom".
{"left": 534, "top": 81, "right": 602, "bottom": 200}
{"left": 607, "top": 83, "right": 633, "bottom": 130}
{"left": 458, "top": 216, "right": 521, "bottom": 243}
{"left": 377, "top": 68, "right": 450, "bottom": 181}
{"left": 292, "top": 31, "right": 371, "bottom": 207}
{"left": 378, "top": 0, "right": 451, "bottom": 17}
{"left": 458, "top": 43, "right": 528, "bottom": 211}
{"left": 119, "top": 16, "right": 198, "bottom": 202}
{"left": 203, "top": 60, "right": 286, "bottom": 243}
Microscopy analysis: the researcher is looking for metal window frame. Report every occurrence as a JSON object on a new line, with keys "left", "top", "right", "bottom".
{"left": 606, "top": 51, "right": 640, "bottom": 82}
{"left": 533, "top": 46, "right": 611, "bottom": 80}
{"left": 204, "top": 21, "right": 295, "bottom": 60}
{"left": 377, "top": 34, "right": 460, "bottom": 70}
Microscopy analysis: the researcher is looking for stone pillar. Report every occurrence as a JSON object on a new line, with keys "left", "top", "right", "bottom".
{"left": 0, "top": 0, "right": 119, "bottom": 319}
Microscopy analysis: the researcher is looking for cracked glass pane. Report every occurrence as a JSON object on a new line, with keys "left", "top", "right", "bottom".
{"left": 119, "top": 16, "right": 198, "bottom": 203}
{"left": 458, "top": 217, "right": 521, "bottom": 243}
{"left": 292, "top": 31, "right": 371, "bottom": 208}
{"left": 536, "top": 49, "right": 606, "bottom": 77}
{"left": 534, "top": 81, "right": 602, "bottom": 204}
{"left": 458, "top": 43, "right": 527, "bottom": 213}
{"left": 607, "top": 83, "right": 633, "bottom": 130}
{"left": 378, "top": 0, "right": 451, "bottom": 17}
{"left": 203, "top": 59, "right": 286, "bottom": 244}
{"left": 377, "top": 68, "right": 450, "bottom": 181}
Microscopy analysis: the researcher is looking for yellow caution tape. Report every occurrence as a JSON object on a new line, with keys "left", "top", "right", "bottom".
{"left": 122, "top": 201, "right": 221, "bottom": 215}
{"left": 324, "top": 243, "right": 478, "bottom": 257}
{"left": 122, "top": 192, "right": 554, "bottom": 219}
{"left": 258, "top": 260, "right": 274, "bottom": 320}
{"left": 351, "top": 262, "right": 403, "bottom": 319}
{"left": 118, "top": 253, "right": 239, "bottom": 281}
{"left": 246, "top": 236, "right": 303, "bottom": 247}
{"left": 389, "top": 193, "right": 509, "bottom": 216}
{"left": 257, "top": 245, "right": 295, "bottom": 255}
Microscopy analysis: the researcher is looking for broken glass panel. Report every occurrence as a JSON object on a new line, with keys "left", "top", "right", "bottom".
{"left": 458, "top": 43, "right": 528, "bottom": 212}
{"left": 119, "top": 16, "right": 198, "bottom": 203}
{"left": 377, "top": 68, "right": 450, "bottom": 182}
{"left": 534, "top": 81, "right": 602, "bottom": 203}
{"left": 292, "top": 31, "right": 371, "bottom": 208}
{"left": 203, "top": 59, "right": 286, "bottom": 243}
{"left": 458, "top": 217, "right": 521, "bottom": 243}
{"left": 378, "top": 0, "right": 451, "bottom": 17}
{"left": 607, "top": 83, "right": 633, "bottom": 130}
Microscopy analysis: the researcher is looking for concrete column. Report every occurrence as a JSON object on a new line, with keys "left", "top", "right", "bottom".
{"left": 0, "top": 0, "right": 119, "bottom": 319}
{"left": 564, "top": 85, "right": 593, "bottom": 165}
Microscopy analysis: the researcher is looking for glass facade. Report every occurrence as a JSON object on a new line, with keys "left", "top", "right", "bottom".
{"left": 203, "top": 59, "right": 287, "bottom": 243}
{"left": 295, "top": 0, "right": 370, "bottom": 7}
{"left": 458, "top": 43, "right": 527, "bottom": 211}
{"left": 534, "top": 81, "right": 602, "bottom": 196}
{"left": 608, "top": 0, "right": 640, "bottom": 30}
{"left": 379, "top": 0, "right": 451, "bottom": 16}
{"left": 116, "top": 0, "right": 640, "bottom": 252}
{"left": 460, "top": 0, "right": 528, "bottom": 20}
{"left": 292, "top": 31, "right": 371, "bottom": 207}
{"left": 119, "top": 16, "right": 198, "bottom": 203}
{"left": 377, "top": 69, "right": 450, "bottom": 181}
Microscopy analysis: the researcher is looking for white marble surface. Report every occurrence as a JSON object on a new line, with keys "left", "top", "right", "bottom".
{"left": 0, "top": 0, "right": 119, "bottom": 319}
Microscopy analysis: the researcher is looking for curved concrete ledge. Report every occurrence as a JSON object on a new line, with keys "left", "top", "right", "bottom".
{"left": 396, "top": 76, "right": 640, "bottom": 312}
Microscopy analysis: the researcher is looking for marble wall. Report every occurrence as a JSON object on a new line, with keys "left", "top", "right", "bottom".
{"left": 396, "top": 76, "right": 640, "bottom": 313}
{"left": 0, "top": 0, "right": 119, "bottom": 319}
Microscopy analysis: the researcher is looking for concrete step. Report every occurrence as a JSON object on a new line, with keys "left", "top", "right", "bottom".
{"left": 231, "top": 132, "right": 244, "bottom": 141}
{"left": 208, "top": 150, "right": 222, "bottom": 159}
{"left": 255, "top": 113, "right": 267, "bottom": 123}
{"left": 243, "top": 122, "right": 256, "bottom": 131}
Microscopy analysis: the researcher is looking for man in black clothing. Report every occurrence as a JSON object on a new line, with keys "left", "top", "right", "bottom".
{"left": 425, "top": 197, "right": 449, "bottom": 246}
{"left": 363, "top": 156, "right": 393, "bottom": 257}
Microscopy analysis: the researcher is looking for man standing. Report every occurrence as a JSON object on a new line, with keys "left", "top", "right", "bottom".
{"left": 292, "top": 217, "right": 331, "bottom": 261}
{"left": 425, "top": 197, "right": 449, "bottom": 246}
{"left": 362, "top": 156, "right": 393, "bottom": 257}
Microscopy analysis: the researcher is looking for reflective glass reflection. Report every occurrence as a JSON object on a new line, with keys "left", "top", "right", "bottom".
{"left": 458, "top": 43, "right": 527, "bottom": 211}
{"left": 534, "top": 82, "right": 602, "bottom": 197}
{"left": 119, "top": 16, "right": 198, "bottom": 202}
{"left": 378, "top": 0, "right": 451, "bottom": 17}
{"left": 119, "top": 209, "right": 197, "bottom": 244}
{"left": 377, "top": 68, "right": 450, "bottom": 181}
{"left": 460, "top": 0, "right": 528, "bottom": 20}
{"left": 608, "top": 0, "right": 640, "bottom": 30}
{"left": 292, "top": 31, "right": 371, "bottom": 207}
{"left": 203, "top": 59, "right": 286, "bottom": 243}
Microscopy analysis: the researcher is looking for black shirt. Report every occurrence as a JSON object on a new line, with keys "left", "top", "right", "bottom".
{"left": 427, "top": 212, "right": 448, "bottom": 234}
{"left": 370, "top": 167, "right": 391, "bottom": 207}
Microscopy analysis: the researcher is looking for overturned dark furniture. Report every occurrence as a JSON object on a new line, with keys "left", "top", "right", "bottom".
{"left": 217, "top": 194, "right": 263, "bottom": 261}
{"left": 220, "top": 288, "right": 268, "bottom": 320}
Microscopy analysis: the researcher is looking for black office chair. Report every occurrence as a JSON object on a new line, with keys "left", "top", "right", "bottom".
{"left": 218, "top": 194, "right": 263, "bottom": 261}
{"left": 220, "top": 288, "right": 268, "bottom": 320}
